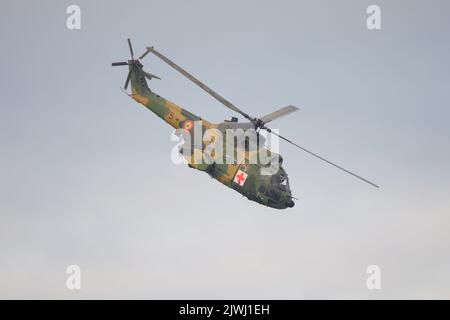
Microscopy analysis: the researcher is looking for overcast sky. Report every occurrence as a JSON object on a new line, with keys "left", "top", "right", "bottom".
{"left": 1, "top": 0, "right": 450, "bottom": 299}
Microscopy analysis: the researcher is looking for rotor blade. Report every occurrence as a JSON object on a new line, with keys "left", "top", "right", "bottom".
{"left": 124, "top": 70, "right": 131, "bottom": 90}
{"left": 127, "top": 38, "right": 134, "bottom": 59}
{"left": 112, "top": 61, "right": 128, "bottom": 66}
{"left": 147, "top": 46, "right": 254, "bottom": 122}
{"left": 143, "top": 71, "right": 161, "bottom": 80}
{"left": 260, "top": 105, "right": 299, "bottom": 124}
{"left": 263, "top": 127, "right": 379, "bottom": 188}
{"left": 139, "top": 48, "right": 151, "bottom": 60}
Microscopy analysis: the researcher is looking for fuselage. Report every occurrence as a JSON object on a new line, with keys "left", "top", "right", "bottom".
{"left": 127, "top": 64, "right": 294, "bottom": 209}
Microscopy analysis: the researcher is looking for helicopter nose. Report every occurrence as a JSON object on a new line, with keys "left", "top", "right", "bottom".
{"left": 287, "top": 199, "right": 295, "bottom": 208}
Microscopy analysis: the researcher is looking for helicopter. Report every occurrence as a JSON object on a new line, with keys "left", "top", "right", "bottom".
{"left": 112, "top": 39, "right": 378, "bottom": 209}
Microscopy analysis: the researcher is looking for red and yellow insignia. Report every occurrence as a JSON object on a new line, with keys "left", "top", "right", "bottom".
{"left": 182, "top": 120, "right": 193, "bottom": 131}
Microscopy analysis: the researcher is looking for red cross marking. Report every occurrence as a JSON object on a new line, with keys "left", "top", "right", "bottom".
{"left": 236, "top": 172, "right": 245, "bottom": 185}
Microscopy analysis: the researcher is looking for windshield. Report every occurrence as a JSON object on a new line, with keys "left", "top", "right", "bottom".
{"left": 279, "top": 173, "right": 290, "bottom": 192}
{"left": 258, "top": 167, "right": 294, "bottom": 208}
{"left": 268, "top": 169, "right": 291, "bottom": 194}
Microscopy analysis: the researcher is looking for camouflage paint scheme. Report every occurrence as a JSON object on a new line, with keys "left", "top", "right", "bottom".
{"left": 127, "top": 63, "right": 295, "bottom": 209}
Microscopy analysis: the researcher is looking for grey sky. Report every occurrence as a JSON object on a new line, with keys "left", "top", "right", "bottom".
{"left": 1, "top": 0, "right": 450, "bottom": 299}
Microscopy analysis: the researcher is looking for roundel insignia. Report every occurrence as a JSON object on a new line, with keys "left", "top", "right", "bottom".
{"left": 182, "top": 120, "right": 194, "bottom": 131}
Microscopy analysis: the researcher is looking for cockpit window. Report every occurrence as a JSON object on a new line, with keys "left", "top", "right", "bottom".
{"left": 267, "top": 171, "right": 291, "bottom": 195}
{"left": 279, "top": 174, "right": 288, "bottom": 191}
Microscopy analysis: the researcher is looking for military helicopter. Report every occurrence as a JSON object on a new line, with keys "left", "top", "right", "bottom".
{"left": 112, "top": 39, "right": 378, "bottom": 209}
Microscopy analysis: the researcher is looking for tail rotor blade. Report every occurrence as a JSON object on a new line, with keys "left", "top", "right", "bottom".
{"left": 262, "top": 127, "right": 379, "bottom": 188}
{"left": 127, "top": 38, "right": 134, "bottom": 59}
{"left": 124, "top": 70, "right": 131, "bottom": 89}
{"left": 112, "top": 61, "right": 128, "bottom": 66}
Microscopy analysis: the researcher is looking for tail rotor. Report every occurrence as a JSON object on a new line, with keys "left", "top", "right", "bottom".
{"left": 111, "top": 38, "right": 160, "bottom": 90}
